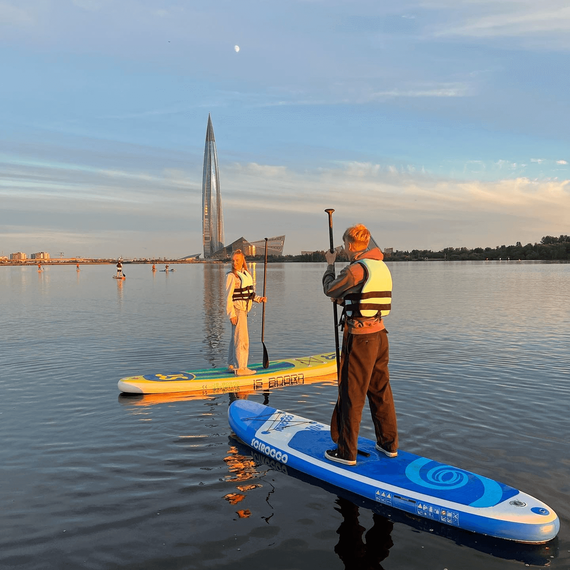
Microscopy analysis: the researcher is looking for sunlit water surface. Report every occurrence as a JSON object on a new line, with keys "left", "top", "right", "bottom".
{"left": 1, "top": 261, "right": 569, "bottom": 569}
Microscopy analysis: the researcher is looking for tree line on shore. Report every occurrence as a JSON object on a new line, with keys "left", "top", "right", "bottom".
{"left": 7, "top": 235, "right": 568, "bottom": 265}
{"left": 261, "top": 235, "right": 570, "bottom": 263}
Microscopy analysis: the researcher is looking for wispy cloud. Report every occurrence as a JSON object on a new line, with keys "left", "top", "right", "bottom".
{"left": 256, "top": 82, "right": 471, "bottom": 108}
{"left": 0, "top": 1, "right": 34, "bottom": 26}
{"left": 229, "top": 162, "right": 288, "bottom": 177}
{"left": 369, "top": 84, "right": 470, "bottom": 99}
{"left": 425, "top": 0, "right": 570, "bottom": 47}
{"left": 2, "top": 150, "right": 569, "bottom": 255}
{"left": 0, "top": 152, "right": 200, "bottom": 221}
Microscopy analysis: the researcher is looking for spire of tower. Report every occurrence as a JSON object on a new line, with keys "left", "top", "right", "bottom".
{"left": 206, "top": 113, "right": 215, "bottom": 143}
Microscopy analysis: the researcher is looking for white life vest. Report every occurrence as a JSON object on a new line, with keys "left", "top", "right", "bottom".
{"left": 232, "top": 270, "right": 255, "bottom": 310}
{"left": 344, "top": 259, "right": 392, "bottom": 318}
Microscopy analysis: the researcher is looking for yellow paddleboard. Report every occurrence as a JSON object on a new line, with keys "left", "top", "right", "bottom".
{"left": 118, "top": 352, "right": 337, "bottom": 395}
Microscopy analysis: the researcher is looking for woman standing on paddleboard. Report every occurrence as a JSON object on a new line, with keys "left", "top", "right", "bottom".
{"left": 226, "top": 249, "right": 266, "bottom": 376}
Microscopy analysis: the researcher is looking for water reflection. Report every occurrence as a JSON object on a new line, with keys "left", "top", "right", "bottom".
{"left": 117, "top": 392, "right": 216, "bottom": 409}
{"left": 223, "top": 444, "right": 262, "bottom": 519}
{"left": 37, "top": 266, "right": 49, "bottom": 295}
{"left": 334, "top": 497, "right": 394, "bottom": 570}
{"left": 116, "top": 277, "right": 124, "bottom": 306}
{"left": 202, "top": 263, "right": 226, "bottom": 367}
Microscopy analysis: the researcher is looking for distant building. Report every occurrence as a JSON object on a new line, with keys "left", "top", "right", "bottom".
{"left": 202, "top": 114, "right": 224, "bottom": 259}
{"left": 210, "top": 237, "right": 256, "bottom": 260}
{"left": 10, "top": 252, "right": 27, "bottom": 261}
{"left": 383, "top": 248, "right": 393, "bottom": 258}
{"left": 31, "top": 252, "right": 50, "bottom": 260}
{"left": 250, "top": 236, "right": 286, "bottom": 257}
{"left": 210, "top": 235, "right": 286, "bottom": 260}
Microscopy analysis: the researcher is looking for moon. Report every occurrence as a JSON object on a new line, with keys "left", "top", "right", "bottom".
{"left": 234, "top": 45, "right": 240, "bottom": 53}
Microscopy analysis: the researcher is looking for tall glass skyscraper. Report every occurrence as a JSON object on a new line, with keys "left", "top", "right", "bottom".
{"left": 202, "top": 114, "right": 224, "bottom": 258}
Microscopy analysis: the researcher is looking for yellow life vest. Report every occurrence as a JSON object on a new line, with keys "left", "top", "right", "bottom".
{"left": 344, "top": 259, "right": 392, "bottom": 318}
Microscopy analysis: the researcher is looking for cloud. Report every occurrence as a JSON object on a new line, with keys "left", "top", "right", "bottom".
{"left": 2, "top": 137, "right": 570, "bottom": 256}
{"left": 369, "top": 84, "right": 470, "bottom": 99}
{"left": 425, "top": 0, "right": 570, "bottom": 47}
{"left": 229, "top": 162, "right": 288, "bottom": 177}
{"left": 226, "top": 159, "right": 570, "bottom": 225}
{"left": 0, "top": 226, "right": 95, "bottom": 244}
{"left": 0, "top": 153, "right": 200, "bottom": 223}
{"left": 0, "top": 1, "right": 34, "bottom": 26}
{"left": 557, "top": 160, "right": 568, "bottom": 165}
{"left": 255, "top": 82, "right": 471, "bottom": 108}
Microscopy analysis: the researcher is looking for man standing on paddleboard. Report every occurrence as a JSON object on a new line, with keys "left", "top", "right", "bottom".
{"left": 323, "top": 224, "right": 397, "bottom": 465}
{"left": 226, "top": 249, "right": 267, "bottom": 376}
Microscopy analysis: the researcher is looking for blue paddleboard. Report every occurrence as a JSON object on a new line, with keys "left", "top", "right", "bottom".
{"left": 228, "top": 400, "right": 559, "bottom": 544}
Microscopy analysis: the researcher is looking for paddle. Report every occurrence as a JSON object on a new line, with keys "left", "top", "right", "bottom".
{"left": 324, "top": 214, "right": 370, "bottom": 460}
{"left": 325, "top": 209, "right": 341, "bottom": 380}
{"left": 261, "top": 237, "right": 269, "bottom": 368}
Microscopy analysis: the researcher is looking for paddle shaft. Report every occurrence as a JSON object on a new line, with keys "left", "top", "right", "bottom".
{"left": 325, "top": 209, "right": 341, "bottom": 379}
{"left": 261, "top": 238, "right": 269, "bottom": 368}
{"left": 261, "top": 238, "right": 268, "bottom": 341}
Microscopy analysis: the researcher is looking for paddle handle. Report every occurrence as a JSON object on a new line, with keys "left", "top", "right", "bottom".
{"left": 324, "top": 209, "right": 341, "bottom": 379}
{"left": 325, "top": 208, "right": 335, "bottom": 254}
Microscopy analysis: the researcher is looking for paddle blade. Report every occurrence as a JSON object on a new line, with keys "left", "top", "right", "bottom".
{"left": 262, "top": 343, "right": 269, "bottom": 369}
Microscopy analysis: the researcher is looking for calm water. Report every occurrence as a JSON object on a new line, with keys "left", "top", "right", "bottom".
{"left": 1, "top": 261, "right": 568, "bottom": 569}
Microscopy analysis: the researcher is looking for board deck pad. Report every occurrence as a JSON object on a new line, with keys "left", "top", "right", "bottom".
{"left": 118, "top": 352, "right": 336, "bottom": 395}
{"left": 228, "top": 400, "right": 559, "bottom": 544}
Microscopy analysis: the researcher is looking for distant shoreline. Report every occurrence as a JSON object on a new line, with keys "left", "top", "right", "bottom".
{"left": 0, "top": 259, "right": 217, "bottom": 267}
{"left": 2, "top": 257, "right": 569, "bottom": 267}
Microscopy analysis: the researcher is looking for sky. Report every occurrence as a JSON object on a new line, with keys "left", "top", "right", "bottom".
{"left": 1, "top": 0, "right": 569, "bottom": 258}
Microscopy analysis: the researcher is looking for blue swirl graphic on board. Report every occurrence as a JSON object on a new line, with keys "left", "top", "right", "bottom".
{"left": 405, "top": 458, "right": 504, "bottom": 508}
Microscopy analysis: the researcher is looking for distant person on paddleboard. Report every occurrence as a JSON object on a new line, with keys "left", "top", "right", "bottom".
{"left": 226, "top": 249, "right": 267, "bottom": 376}
{"left": 322, "top": 223, "right": 397, "bottom": 466}
{"left": 116, "top": 260, "right": 123, "bottom": 279}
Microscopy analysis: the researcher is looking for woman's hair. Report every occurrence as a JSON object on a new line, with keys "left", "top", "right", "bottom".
{"left": 231, "top": 249, "right": 249, "bottom": 273}
{"left": 342, "top": 224, "right": 370, "bottom": 251}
